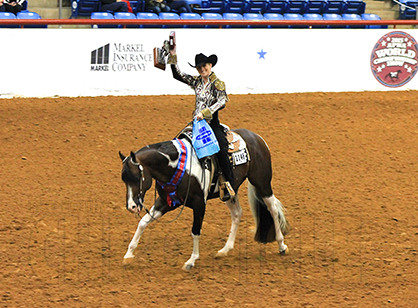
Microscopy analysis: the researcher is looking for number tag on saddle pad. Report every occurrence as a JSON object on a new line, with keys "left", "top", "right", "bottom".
{"left": 231, "top": 149, "right": 248, "bottom": 166}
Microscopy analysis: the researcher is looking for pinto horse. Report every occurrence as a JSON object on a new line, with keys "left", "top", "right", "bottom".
{"left": 119, "top": 128, "right": 289, "bottom": 270}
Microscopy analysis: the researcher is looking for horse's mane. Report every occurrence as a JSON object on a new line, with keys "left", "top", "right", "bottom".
{"left": 140, "top": 141, "right": 180, "bottom": 160}
{"left": 121, "top": 140, "right": 180, "bottom": 183}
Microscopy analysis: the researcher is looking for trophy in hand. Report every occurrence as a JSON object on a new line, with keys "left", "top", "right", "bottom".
{"left": 153, "top": 31, "right": 176, "bottom": 71}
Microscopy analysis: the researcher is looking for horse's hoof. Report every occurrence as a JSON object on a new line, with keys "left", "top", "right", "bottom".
{"left": 215, "top": 251, "right": 228, "bottom": 258}
{"left": 279, "top": 247, "right": 289, "bottom": 255}
{"left": 182, "top": 264, "right": 194, "bottom": 270}
{"left": 123, "top": 257, "right": 134, "bottom": 266}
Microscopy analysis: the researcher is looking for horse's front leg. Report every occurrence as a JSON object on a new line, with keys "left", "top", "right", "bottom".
{"left": 123, "top": 206, "right": 162, "bottom": 265}
{"left": 215, "top": 195, "right": 243, "bottom": 258}
{"left": 182, "top": 200, "right": 206, "bottom": 270}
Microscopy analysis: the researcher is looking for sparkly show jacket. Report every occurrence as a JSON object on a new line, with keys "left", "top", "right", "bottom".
{"left": 168, "top": 54, "right": 229, "bottom": 123}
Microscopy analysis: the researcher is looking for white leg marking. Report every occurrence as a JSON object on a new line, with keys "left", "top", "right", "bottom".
{"left": 216, "top": 195, "right": 243, "bottom": 258}
{"left": 263, "top": 195, "right": 288, "bottom": 253}
{"left": 123, "top": 207, "right": 162, "bottom": 263}
{"left": 182, "top": 233, "right": 200, "bottom": 270}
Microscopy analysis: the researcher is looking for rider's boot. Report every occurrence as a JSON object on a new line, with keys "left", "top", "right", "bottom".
{"left": 219, "top": 174, "right": 235, "bottom": 201}
{"left": 223, "top": 181, "right": 235, "bottom": 201}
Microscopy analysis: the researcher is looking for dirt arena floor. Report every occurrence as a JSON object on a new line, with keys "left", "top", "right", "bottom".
{"left": 1, "top": 91, "right": 418, "bottom": 307}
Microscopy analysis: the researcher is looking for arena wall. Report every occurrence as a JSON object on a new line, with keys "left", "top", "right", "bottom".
{"left": 1, "top": 28, "right": 418, "bottom": 97}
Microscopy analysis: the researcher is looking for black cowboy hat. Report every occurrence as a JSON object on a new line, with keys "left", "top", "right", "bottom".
{"left": 189, "top": 53, "right": 218, "bottom": 68}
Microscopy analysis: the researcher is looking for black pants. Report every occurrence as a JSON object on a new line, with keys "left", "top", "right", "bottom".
{"left": 210, "top": 119, "right": 234, "bottom": 188}
{"left": 4, "top": 3, "right": 22, "bottom": 14}
{"left": 101, "top": 2, "right": 128, "bottom": 12}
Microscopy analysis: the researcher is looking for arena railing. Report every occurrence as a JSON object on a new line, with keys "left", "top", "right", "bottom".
{"left": 1, "top": 19, "right": 418, "bottom": 28}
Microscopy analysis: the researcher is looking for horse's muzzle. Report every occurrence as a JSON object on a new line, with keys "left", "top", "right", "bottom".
{"left": 126, "top": 198, "right": 143, "bottom": 214}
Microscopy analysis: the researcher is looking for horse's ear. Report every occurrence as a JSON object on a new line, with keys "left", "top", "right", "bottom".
{"left": 119, "top": 151, "right": 126, "bottom": 161}
{"left": 130, "top": 151, "right": 137, "bottom": 163}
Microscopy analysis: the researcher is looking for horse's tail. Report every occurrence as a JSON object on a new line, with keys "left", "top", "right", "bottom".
{"left": 248, "top": 182, "right": 289, "bottom": 243}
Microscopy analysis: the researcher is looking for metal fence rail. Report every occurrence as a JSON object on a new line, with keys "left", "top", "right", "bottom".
{"left": 1, "top": 18, "right": 418, "bottom": 27}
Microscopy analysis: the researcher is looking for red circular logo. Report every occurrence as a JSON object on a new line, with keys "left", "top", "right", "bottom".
{"left": 371, "top": 31, "right": 418, "bottom": 88}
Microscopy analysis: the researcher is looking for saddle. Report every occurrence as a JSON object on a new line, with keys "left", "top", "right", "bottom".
{"left": 178, "top": 124, "right": 249, "bottom": 164}
{"left": 178, "top": 124, "right": 250, "bottom": 200}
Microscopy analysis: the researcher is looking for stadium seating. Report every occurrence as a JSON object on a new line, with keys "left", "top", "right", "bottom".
{"left": 225, "top": 0, "right": 250, "bottom": 13}
{"left": 159, "top": 12, "right": 180, "bottom": 28}
{"left": 246, "top": 0, "right": 270, "bottom": 14}
{"left": 17, "top": 11, "right": 47, "bottom": 28}
{"left": 114, "top": 12, "right": 137, "bottom": 28}
{"left": 64, "top": 0, "right": 385, "bottom": 28}
{"left": 323, "top": 0, "right": 346, "bottom": 14}
{"left": 398, "top": 0, "right": 418, "bottom": 19}
{"left": 180, "top": 12, "right": 202, "bottom": 28}
{"left": 70, "top": 0, "right": 101, "bottom": 18}
{"left": 243, "top": 12, "right": 265, "bottom": 27}
{"left": 222, "top": 12, "right": 243, "bottom": 27}
{"left": 303, "top": 12, "right": 325, "bottom": 28}
{"left": 286, "top": 0, "right": 309, "bottom": 14}
{"left": 322, "top": 12, "right": 344, "bottom": 28}
{"left": 266, "top": 0, "right": 289, "bottom": 14}
{"left": 283, "top": 12, "right": 306, "bottom": 28}
{"left": 0, "top": 12, "right": 18, "bottom": 28}
{"left": 305, "top": 0, "right": 328, "bottom": 14}
{"left": 129, "top": 0, "right": 145, "bottom": 13}
{"left": 136, "top": 12, "right": 159, "bottom": 28}
{"left": 361, "top": 13, "right": 387, "bottom": 28}
{"left": 342, "top": 13, "right": 364, "bottom": 28}
{"left": 91, "top": 11, "right": 115, "bottom": 28}
{"left": 201, "top": 12, "right": 224, "bottom": 18}
{"left": 201, "top": 0, "right": 228, "bottom": 13}
{"left": 263, "top": 12, "right": 285, "bottom": 28}
{"left": 201, "top": 12, "right": 223, "bottom": 27}
{"left": 344, "top": 0, "right": 366, "bottom": 15}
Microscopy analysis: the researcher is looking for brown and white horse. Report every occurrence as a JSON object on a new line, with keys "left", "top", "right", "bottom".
{"left": 119, "top": 128, "right": 288, "bottom": 270}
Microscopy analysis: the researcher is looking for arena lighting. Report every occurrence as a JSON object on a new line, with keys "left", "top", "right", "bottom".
{"left": 1, "top": 18, "right": 418, "bottom": 28}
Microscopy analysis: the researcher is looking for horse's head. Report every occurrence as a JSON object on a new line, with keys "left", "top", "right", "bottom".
{"left": 119, "top": 151, "right": 153, "bottom": 214}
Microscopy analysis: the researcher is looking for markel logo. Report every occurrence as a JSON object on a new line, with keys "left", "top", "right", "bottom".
{"left": 371, "top": 31, "right": 418, "bottom": 87}
{"left": 90, "top": 43, "right": 153, "bottom": 72}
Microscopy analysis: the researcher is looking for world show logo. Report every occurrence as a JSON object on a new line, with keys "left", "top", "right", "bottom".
{"left": 371, "top": 31, "right": 418, "bottom": 88}
{"left": 90, "top": 43, "right": 153, "bottom": 72}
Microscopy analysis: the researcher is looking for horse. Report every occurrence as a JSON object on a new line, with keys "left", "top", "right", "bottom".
{"left": 119, "top": 128, "right": 289, "bottom": 270}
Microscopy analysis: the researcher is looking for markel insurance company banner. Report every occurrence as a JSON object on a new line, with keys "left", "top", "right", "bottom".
{"left": 1, "top": 28, "right": 418, "bottom": 97}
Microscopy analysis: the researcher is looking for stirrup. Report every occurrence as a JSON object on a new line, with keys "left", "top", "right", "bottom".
{"left": 220, "top": 181, "right": 235, "bottom": 201}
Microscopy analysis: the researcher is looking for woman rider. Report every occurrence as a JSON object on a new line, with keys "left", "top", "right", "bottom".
{"left": 167, "top": 47, "right": 235, "bottom": 201}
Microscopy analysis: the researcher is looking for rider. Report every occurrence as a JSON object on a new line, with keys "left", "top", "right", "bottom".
{"left": 167, "top": 47, "right": 235, "bottom": 201}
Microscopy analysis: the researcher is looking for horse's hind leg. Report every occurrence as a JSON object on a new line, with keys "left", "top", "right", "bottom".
{"left": 262, "top": 195, "right": 288, "bottom": 254}
{"left": 123, "top": 207, "right": 162, "bottom": 265}
{"left": 215, "top": 194, "right": 243, "bottom": 258}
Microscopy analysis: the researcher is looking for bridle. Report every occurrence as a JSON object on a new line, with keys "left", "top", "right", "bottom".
{"left": 123, "top": 156, "right": 147, "bottom": 215}
{"left": 123, "top": 142, "right": 194, "bottom": 223}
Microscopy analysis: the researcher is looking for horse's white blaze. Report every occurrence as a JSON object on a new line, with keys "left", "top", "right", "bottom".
{"left": 124, "top": 207, "right": 162, "bottom": 260}
{"left": 127, "top": 186, "right": 137, "bottom": 212}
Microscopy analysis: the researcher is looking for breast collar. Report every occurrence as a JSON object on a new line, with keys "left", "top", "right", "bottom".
{"left": 157, "top": 138, "right": 189, "bottom": 207}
